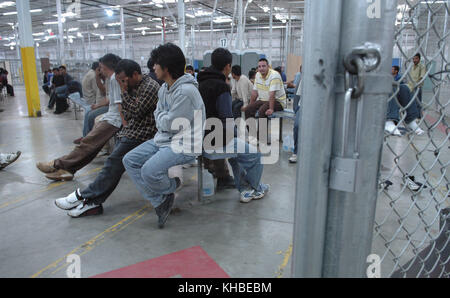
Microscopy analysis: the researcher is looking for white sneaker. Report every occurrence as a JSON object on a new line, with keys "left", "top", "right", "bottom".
{"left": 240, "top": 184, "right": 270, "bottom": 203}
{"left": 55, "top": 189, "right": 83, "bottom": 210}
{"left": 407, "top": 121, "right": 425, "bottom": 135}
{"left": 385, "top": 121, "right": 402, "bottom": 136}
{"left": 289, "top": 154, "right": 298, "bottom": 164}
{"left": 68, "top": 202, "right": 103, "bottom": 218}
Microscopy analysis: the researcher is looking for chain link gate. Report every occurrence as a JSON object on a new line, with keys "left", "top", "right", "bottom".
{"left": 373, "top": 0, "right": 449, "bottom": 278}
{"left": 291, "top": 0, "right": 448, "bottom": 278}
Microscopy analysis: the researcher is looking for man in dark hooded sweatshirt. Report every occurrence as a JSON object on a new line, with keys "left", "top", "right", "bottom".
{"left": 197, "top": 48, "right": 269, "bottom": 203}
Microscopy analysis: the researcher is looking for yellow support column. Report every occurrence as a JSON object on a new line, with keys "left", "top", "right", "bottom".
{"left": 17, "top": 0, "right": 41, "bottom": 117}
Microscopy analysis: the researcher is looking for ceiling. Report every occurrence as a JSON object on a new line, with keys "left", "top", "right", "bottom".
{"left": 0, "top": 0, "right": 305, "bottom": 48}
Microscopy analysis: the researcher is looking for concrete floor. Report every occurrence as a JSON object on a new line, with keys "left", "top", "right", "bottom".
{"left": 0, "top": 86, "right": 448, "bottom": 278}
{"left": 0, "top": 87, "right": 295, "bottom": 278}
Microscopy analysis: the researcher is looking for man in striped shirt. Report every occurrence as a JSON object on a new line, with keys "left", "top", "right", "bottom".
{"left": 243, "top": 58, "right": 286, "bottom": 119}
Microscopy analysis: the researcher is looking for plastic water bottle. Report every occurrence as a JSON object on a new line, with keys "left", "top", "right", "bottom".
{"left": 282, "top": 134, "right": 295, "bottom": 153}
{"left": 202, "top": 169, "right": 215, "bottom": 197}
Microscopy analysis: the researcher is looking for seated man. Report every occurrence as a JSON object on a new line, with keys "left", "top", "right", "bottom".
{"left": 243, "top": 58, "right": 286, "bottom": 119}
{"left": 48, "top": 68, "right": 64, "bottom": 109}
{"left": 286, "top": 65, "right": 302, "bottom": 94}
{"left": 230, "top": 65, "right": 253, "bottom": 119}
{"left": 53, "top": 59, "right": 160, "bottom": 218}
{"left": 42, "top": 70, "right": 52, "bottom": 95}
{"left": 54, "top": 66, "right": 75, "bottom": 114}
{"left": 72, "top": 62, "right": 108, "bottom": 144}
{"left": 123, "top": 43, "right": 206, "bottom": 229}
{"left": 0, "top": 69, "right": 14, "bottom": 96}
{"left": 36, "top": 53, "right": 123, "bottom": 181}
{"left": 198, "top": 47, "right": 269, "bottom": 203}
{"left": 385, "top": 66, "right": 424, "bottom": 136}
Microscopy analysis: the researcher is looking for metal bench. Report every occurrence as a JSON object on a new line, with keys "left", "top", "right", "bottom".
{"left": 268, "top": 108, "right": 296, "bottom": 140}
{"left": 197, "top": 151, "right": 238, "bottom": 202}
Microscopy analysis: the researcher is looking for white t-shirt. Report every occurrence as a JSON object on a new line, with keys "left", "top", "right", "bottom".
{"left": 100, "top": 73, "right": 123, "bottom": 128}
{"left": 253, "top": 69, "right": 287, "bottom": 107}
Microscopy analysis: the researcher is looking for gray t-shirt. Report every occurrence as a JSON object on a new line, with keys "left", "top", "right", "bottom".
{"left": 100, "top": 73, "right": 122, "bottom": 128}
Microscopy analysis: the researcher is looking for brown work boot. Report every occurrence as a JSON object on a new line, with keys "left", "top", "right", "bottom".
{"left": 36, "top": 161, "right": 57, "bottom": 174}
{"left": 45, "top": 169, "right": 74, "bottom": 181}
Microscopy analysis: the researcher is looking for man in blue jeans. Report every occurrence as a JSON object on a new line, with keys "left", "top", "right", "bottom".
{"left": 197, "top": 48, "right": 269, "bottom": 203}
{"left": 123, "top": 43, "right": 206, "bottom": 229}
{"left": 53, "top": 59, "right": 160, "bottom": 218}
{"left": 385, "top": 66, "right": 424, "bottom": 136}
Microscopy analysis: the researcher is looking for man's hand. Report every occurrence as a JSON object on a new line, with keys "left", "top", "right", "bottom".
{"left": 265, "top": 109, "right": 274, "bottom": 116}
{"left": 91, "top": 104, "right": 98, "bottom": 110}
{"left": 241, "top": 106, "right": 247, "bottom": 112}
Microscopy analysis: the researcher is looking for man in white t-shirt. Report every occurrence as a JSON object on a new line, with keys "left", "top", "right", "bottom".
{"left": 243, "top": 58, "right": 286, "bottom": 119}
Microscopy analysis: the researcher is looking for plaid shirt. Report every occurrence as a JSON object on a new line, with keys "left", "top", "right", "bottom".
{"left": 118, "top": 74, "right": 160, "bottom": 142}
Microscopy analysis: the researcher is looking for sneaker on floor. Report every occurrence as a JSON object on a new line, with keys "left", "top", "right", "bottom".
{"left": 0, "top": 151, "right": 21, "bottom": 170}
{"left": 407, "top": 121, "right": 425, "bottom": 136}
{"left": 385, "top": 121, "right": 402, "bottom": 136}
{"left": 404, "top": 176, "right": 427, "bottom": 192}
{"left": 55, "top": 189, "right": 84, "bottom": 210}
{"left": 240, "top": 183, "right": 270, "bottom": 203}
{"left": 217, "top": 176, "right": 236, "bottom": 190}
{"left": 289, "top": 154, "right": 298, "bottom": 164}
{"left": 45, "top": 169, "right": 74, "bottom": 181}
{"left": 68, "top": 201, "right": 103, "bottom": 218}
{"left": 155, "top": 193, "right": 175, "bottom": 229}
{"left": 36, "top": 161, "right": 57, "bottom": 174}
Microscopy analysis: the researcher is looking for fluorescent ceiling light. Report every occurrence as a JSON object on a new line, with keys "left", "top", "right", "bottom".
{"left": 0, "top": 2, "right": 15, "bottom": 9}
{"left": 155, "top": 4, "right": 163, "bottom": 8}
{"left": 250, "top": 16, "right": 257, "bottom": 21}
{"left": 105, "top": 9, "right": 114, "bottom": 17}
{"left": 107, "top": 22, "right": 122, "bottom": 27}
{"left": 3, "top": 8, "right": 42, "bottom": 15}
{"left": 32, "top": 32, "right": 45, "bottom": 36}
{"left": 53, "top": 12, "right": 77, "bottom": 18}
{"left": 186, "top": 13, "right": 195, "bottom": 18}
{"left": 43, "top": 21, "right": 59, "bottom": 25}
{"left": 134, "top": 27, "right": 151, "bottom": 31}
{"left": 213, "top": 17, "right": 233, "bottom": 24}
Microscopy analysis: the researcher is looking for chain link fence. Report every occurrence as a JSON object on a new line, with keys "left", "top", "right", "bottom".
{"left": 373, "top": 0, "right": 449, "bottom": 278}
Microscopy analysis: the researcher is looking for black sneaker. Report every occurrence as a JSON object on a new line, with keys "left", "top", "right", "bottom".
{"left": 155, "top": 194, "right": 175, "bottom": 229}
{"left": 217, "top": 176, "right": 236, "bottom": 190}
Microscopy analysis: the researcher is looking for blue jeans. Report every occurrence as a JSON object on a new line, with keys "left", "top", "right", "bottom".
{"left": 80, "top": 137, "right": 143, "bottom": 205}
{"left": 387, "top": 84, "right": 421, "bottom": 124}
{"left": 56, "top": 85, "right": 68, "bottom": 99}
{"left": 123, "top": 139, "right": 196, "bottom": 208}
{"left": 226, "top": 138, "right": 264, "bottom": 193}
{"left": 83, "top": 106, "right": 108, "bottom": 137}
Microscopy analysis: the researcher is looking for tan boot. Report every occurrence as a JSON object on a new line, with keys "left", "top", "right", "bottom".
{"left": 36, "top": 161, "right": 57, "bottom": 174}
{"left": 45, "top": 169, "right": 74, "bottom": 181}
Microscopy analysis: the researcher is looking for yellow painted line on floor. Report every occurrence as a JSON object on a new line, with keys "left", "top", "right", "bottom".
{"left": 275, "top": 243, "right": 293, "bottom": 278}
{"left": 31, "top": 205, "right": 152, "bottom": 278}
{"left": 0, "top": 167, "right": 102, "bottom": 210}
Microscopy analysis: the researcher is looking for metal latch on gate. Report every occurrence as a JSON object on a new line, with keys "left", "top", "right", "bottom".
{"left": 329, "top": 44, "right": 381, "bottom": 193}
